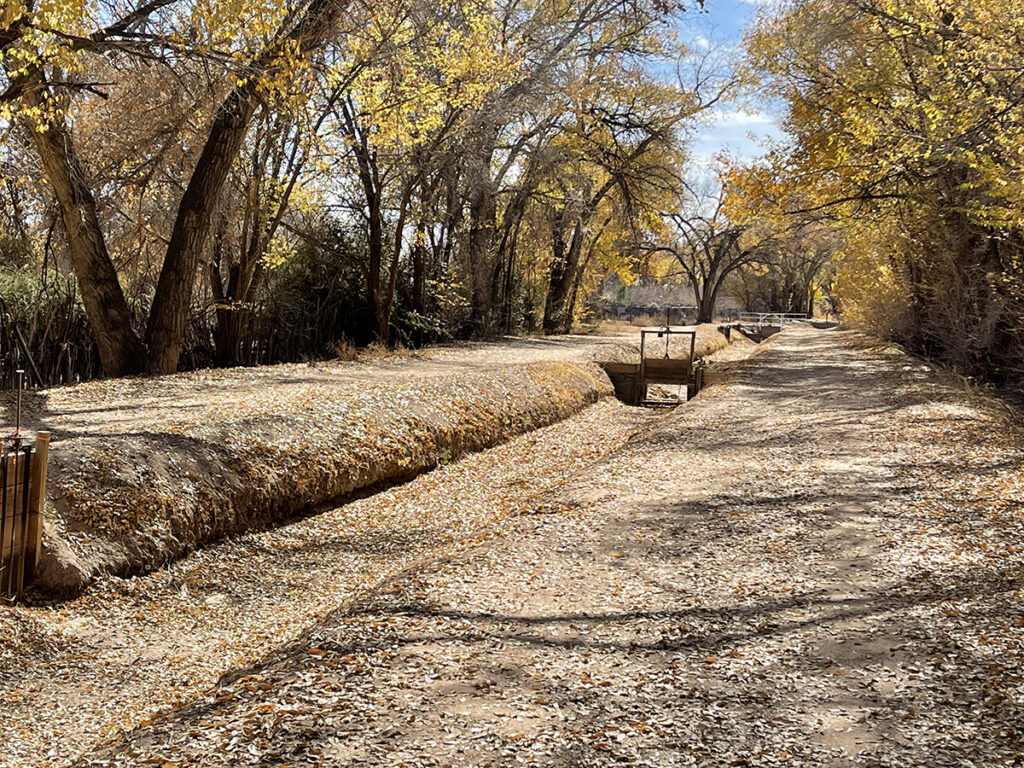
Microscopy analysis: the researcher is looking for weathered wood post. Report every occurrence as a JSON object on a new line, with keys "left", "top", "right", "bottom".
{"left": 25, "top": 431, "right": 49, "bottom": 583}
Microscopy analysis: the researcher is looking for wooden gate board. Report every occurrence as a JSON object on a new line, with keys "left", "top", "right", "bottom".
{"left": 0, "top": 433, "right": 49, "bottom": 598}
{"left": 639, "top": 327, "right": 700, "bottom": 404}
{"left": 599, "top": 334, "right": 701, "bottom": 406}
{"left": 641, "top": 358, "right": 693, "bottom": 383}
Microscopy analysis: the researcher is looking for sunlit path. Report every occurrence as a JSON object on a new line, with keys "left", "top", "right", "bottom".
{"left": 79, "top": 328, "right": 1024, "bottom": 766}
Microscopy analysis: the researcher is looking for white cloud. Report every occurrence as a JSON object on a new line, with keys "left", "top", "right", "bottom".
{"left": 687, "top": 106, "right": 786, "bottom": 165}
{"left": 706, "top": 108, "right": 776, "bottom": 128}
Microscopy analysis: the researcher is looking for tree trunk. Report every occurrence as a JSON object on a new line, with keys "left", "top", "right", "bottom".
{"left": 412, "top": 221, "right": 426, "bottom": 316}
{"left": 145, "top": 83, "right": 261, "bottom": 374}
{"left": 145, "top": 0, "right": 347, "bottom": 374}
{"left": 543, "top": 212, "right": 570, "bottom": 334}
{"left": 212, "top": 259, "right": 259, "bottom": 368}
{"left": 22, "top": 82, "right": 147, "bottom": 377}
{"left": 466, "top": 134, "right": 499, "bottom": 334}
{"left": 367, "top": 192, "right": 386, "bottom": 342}
{"left": 544, "top": 217, "right": 585, "bottom": 334}
{"left": 467, "top": 180, "right": 497, "bottom": 333}
{"left": 494, "top": 188, "right": 529, "bottom": 331}
{"left": 695, "top": 280, "right": 716, "bottom": 324}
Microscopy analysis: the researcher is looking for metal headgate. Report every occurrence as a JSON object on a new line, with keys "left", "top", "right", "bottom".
{"left": 599, "top": 326, "right": 704, "bottom": 406}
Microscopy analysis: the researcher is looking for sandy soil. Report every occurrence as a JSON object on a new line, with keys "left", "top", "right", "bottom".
{"left": 71, "top": 326, "right": 1024, "bottom": 767}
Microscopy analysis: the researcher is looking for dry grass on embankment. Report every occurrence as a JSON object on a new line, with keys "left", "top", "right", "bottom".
{"left": 6, "top": 360, "right": 612, "bottom": 595}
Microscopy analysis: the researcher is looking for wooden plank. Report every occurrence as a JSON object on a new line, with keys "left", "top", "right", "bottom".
{"left": 0, "top": 455, "right": 9, "bottom": 596}
{"left": 25, "top": 433, "right": 49, "bottom": 582}
{"left": 0, "top": 446, "right": 33, "bottom": 597}
{"left": 9, "top": 493, "right": 24, "bottom": 595}
{"left": 642, "top": 358, "right": 692, "bottom": 383}
{"left": 2, "top": 451, "right": 31, "bottom": 487}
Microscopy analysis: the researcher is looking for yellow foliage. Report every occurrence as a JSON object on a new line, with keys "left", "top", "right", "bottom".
{"left": 737, "top": 0, "right": 1024, "bottom": 346}
{"left": 345, "top": 0, "right": 517, "bottom": 152}
{"left": 832, "top": 221, "right": 913, "bottom": 338}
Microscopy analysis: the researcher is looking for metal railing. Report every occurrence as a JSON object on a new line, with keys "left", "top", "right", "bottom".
{"left": 737, "top": 312, "right": 810, "bottom": 329}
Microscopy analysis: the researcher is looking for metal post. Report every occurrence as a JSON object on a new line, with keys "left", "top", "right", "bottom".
{"left": 15, "top": 370, "right": 23, "bottom": 437}
{"left": 12, "top": 326, "right": 43, "bottom": 388}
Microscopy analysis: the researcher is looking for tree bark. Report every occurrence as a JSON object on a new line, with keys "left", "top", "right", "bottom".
{"left": 464, "top": 127, "right": 502, "bottom": 334}
{"left": 145, "top": 0, "right": 347, "bottom": 374}
{"left": 696, "top": 279, "right": 721, "bottom": 324}
{"left": 147, "top": 85, "right": 260, "bottom": 373}
{"left": 467, "top": 173, "right": 497, "bottom": 332}
{"left": 543, "top": 216, "right": 585, "bottom": 334}
{"left": 22, "top": 82, "right": 147, "bottom": 377}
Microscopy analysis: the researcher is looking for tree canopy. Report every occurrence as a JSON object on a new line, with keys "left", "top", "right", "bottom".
{"left": 732, "top": 0, "right": 1024, "bottom": 382}
{"left": 1, "top": 0, "right": 727, "bottom": 380}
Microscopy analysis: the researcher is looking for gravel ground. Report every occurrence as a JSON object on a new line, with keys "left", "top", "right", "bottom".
{"left": 72, "top": 326, "right": 1024, "bottom": 767}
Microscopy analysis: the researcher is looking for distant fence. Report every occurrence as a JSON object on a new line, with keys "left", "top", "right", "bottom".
{"left": 591, "top": 302, "right": 699, "bottom": 323}
{"left": 1, "top": 433, "right": 49, "bottom": 599}
{"left": 738, "top": 312, "right": 809, "bottom": 329}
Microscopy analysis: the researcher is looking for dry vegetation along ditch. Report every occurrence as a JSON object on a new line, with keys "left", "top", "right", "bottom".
{"left": 0, "top": 325, "right": 731, "bottom": 596}
{"left": 0, "top": 326, "right": 724, "bottom": 596}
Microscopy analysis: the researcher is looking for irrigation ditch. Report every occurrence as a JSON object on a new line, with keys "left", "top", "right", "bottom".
{"left": 1, "top": 324, "right": 758, "bottom": 598}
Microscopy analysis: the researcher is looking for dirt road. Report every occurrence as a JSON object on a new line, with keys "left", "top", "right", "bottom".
{"left": 71, "top": 327, "right": 1024, "bottom": 767}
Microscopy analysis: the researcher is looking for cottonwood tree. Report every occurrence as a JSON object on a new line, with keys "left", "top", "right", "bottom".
{"left": 540, "top": 116, "right": 687, "bottom": 334}
{"left": 451, "top": 0, "right": 695, "bottom": 333}
{"left": 728, "top": 224, "right": 837, "bottom": 315}
{"left": 322, "top": 1, "right": 514, "bottom": 342}
{"left": 655, "top": 179, "right": 772, "bottom": 323}
{"left": 2, "top": 0, "right": 354, "bottom": 375}
{"left": 740, "top": 0, "right": 1024, "bottom": 378}
{"left": 0, "top": 0, "right": 721, "bottom": 376}
{"left": 208, "top": 104, "right": 330, "bottom": 367}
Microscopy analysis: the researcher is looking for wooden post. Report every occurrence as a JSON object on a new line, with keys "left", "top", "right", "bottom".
{"left": 639, "top": 330, "right": 648, "bottom": 404}
{"left": 25, "top": 432, "right": 49, "bottom": 583}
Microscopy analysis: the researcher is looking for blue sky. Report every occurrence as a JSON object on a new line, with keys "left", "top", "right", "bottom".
{"left": 678, "top": 0, "right": 786, "bottom": 167}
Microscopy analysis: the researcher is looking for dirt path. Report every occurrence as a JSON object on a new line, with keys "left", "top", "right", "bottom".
{"left": 0, "top": 401, "right": 657, "bottom": 767}
{"left": 76, "top": 327, "right": 1024, "bottom": 767}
